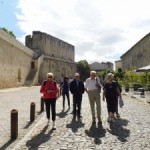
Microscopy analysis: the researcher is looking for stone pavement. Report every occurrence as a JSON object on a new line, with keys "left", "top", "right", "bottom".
{"left": 8, "top": 88, "right": 150, "bottom": 150}
{"left": 0, "top": 86, "right": 44, "bottom": 150}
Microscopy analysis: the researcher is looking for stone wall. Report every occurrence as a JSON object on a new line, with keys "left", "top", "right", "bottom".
{"left": 121, "top": 33, "right": 150, "bottom": 70}
{"left": 0, "top": 29, "right": 36, "bottom": 89}
{"left": 26, "top": 31, "right": 75, "bottom": 62}
{"left": 90, "top": 62, "right": 114, "bottom": 71}
{"left": 38, "top": 56, "right": 76, "bottom": 83}
{"left": 26, "top": 31, "right": 76, "bottom": 83}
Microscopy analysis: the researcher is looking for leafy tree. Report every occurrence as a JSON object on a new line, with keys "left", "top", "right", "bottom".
{"left": 97, "top": 69, "right": 115, "bottom": 80}
{"left": 77, "top": 60, "right": 90, "bottom": 81}
{"left": 115, "top": 68, "right": 125, "bottom": 80}
{"left": 2, "top": 28, "right": 16, "bottom": 38}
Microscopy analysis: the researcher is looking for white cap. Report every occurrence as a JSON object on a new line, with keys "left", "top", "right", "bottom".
{"left": 75, "top": 73, "right": 80, "bottom": 77}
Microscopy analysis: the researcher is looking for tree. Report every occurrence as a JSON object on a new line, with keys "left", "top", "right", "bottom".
{"left": 97, "top": 70, "right": 115, "bottom": 80}
{"left": 77, "top": 60, "right": 90, "bottom": 81}
{"left": 115, "top": 68, "right": 125, "bottom": 80}
{"left": 2, "top": 28, "right": 16, "bottom": 38}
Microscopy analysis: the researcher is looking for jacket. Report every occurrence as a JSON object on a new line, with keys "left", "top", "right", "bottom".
{"left": 62, "top": 81, "right": 70, "bottom": 94}
{"left": 70, "top": 79, "right": 85, "bottom": 95}
{"left": 40, "top": 80, "right": 58, "bottom": 99}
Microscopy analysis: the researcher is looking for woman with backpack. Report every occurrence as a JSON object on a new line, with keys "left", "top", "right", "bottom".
{"left": 40, "top": 72, "right": 58, "bottom": 129}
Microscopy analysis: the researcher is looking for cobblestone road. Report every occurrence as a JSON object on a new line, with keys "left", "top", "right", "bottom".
{"left": 0, "top": 86, "right": 44, "bottom": 150}
{"left": 7, "top": 87, "right": 150, "bottom": 150}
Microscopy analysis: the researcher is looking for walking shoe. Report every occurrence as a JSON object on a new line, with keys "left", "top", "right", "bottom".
{"left": 78, "top": 115, "right": 82, "bottom": 119}
{"left": 98, "top": 121, "right": 102, "bottom": 125}
{"left": 116, "top": 113, "right": 120, "bottom": 118}
{"left": 52, "top": 122, "right": 56, "bottom": 130}
{"left": 111, "top": 117, "right": 116, "bottom": 123}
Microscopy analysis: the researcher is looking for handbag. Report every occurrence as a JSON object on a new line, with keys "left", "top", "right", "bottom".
{"left": 96, "top": 77, "right": 101, "bottom": 93}
{"left": 119, "top": 97, "right": 124, "bottom": 108}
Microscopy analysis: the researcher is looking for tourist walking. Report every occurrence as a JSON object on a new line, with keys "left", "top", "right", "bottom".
{"left": 85, "top": 71, "right": 102, "bottom": 124}
{"left": 70, "top": 73, "right": 85, "bottom": 119}
{"left": 103, "top": 73, "right": 122, "bottom": 122}
{"left": 40, "top": 72, "right": 58, "bottom": 129}
{"left": 62, "top": 77, "right": 70, "bottom": 110}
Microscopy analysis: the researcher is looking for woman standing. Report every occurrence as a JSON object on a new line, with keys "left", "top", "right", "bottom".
{"left": 40, "top": 73, "right": 58, "bottom": 129}
{"left": 62, "top": 77, "right": 70, "bottom": 110}
{"left": 103, "top": 73, "right": 122, "bottom": 122}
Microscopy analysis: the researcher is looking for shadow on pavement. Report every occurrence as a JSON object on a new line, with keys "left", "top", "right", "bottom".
{"left": 0, "top": 139, "right": 15, "bottom": 150}
{"left": 107, "top": 118, "right": 130, "bottom": 142}
{"left": 85, "top": 123, "right": 106, "bottom": 145}
{"left": 24, "top": 121, "right": 33, "bottom": 129}
{"left": 25, "top": 125, "right": 53, "bottom": 150}
{"left": 56, "top": 108, "right": 70, "bottom": 118}
{"left": 66, "top": 118, "right": 85, "bottom": 133}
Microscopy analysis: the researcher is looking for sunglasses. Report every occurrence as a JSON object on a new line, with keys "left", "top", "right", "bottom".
{"left": 48, "top": 76, "right": 52, "bottom": 78}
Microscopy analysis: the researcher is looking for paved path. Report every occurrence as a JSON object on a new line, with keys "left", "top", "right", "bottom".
{"left": 7, "top": 89, "right": 150, "bottom": 150}
{"left": 0, "top": 86, "right": 43, "bottom": 150}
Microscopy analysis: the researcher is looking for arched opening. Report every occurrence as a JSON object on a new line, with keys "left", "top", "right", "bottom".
{"left": 18, "top": 68, "right": 21, "bottom": 82}
{"left": 31, "top": 61, "right": 35, "bottom": 69}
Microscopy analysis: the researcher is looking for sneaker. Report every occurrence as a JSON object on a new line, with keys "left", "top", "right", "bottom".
{"left": 98, "top": 121, "right": 102, "bottom": 125}
{"left": 52, "top": 122, "right": 56, "bottom": 130}
{"left": 116, "top": 113, "right": 120, "bottom": 118}
{"left": 78, "top": 115, "right": 82, "bottom": 119}
{"left": 111, "top": 117, "right": 116, "bottom": 123}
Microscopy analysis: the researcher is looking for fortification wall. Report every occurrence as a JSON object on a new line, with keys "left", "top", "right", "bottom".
{"left": 0, "top": 29, "right": 35, "bottom": 89}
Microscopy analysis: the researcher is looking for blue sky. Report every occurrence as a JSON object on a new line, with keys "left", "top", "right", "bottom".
{"left": 0, "top": 0, "right": 23, "bottom": 37}
{"left": 1, "top": 0, "right": 150, "bottom": 63}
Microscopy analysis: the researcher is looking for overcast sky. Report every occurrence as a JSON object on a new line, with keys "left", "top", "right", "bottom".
{"left": 1, "top": 0, "right": 150, "bottom": 63}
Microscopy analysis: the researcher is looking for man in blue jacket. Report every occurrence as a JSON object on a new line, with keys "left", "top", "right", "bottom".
{"left": 70, "top": 73, "right": 85, "bottom": 119}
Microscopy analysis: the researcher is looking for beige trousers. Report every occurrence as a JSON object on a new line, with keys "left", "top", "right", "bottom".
{"left": 88, "top": 89, "right": 101, "bottom": 121}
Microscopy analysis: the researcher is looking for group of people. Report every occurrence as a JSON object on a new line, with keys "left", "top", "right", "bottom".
{"left": 40, "top": 71, "right": 122, "bottom": 129}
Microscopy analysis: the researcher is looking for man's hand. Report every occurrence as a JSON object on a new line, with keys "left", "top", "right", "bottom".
{"left": 96, "top": 84, "right": 100, "bottom": 88}
{"left": 85, "top": 88, "right": 88, "bottom": 93}
{"left": 103, "top": 97, "right": 105, "bottom": 102}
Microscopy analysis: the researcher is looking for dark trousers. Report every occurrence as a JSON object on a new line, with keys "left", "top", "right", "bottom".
{"left": 63, "top": 92, "right": 70, "bottom": 107}
{"left": 44, "top": 98, "right": 56, "bottom": 121}
{"left": 73, "top": 94, "right": 82, "bottom": 117}
{"left": 116, "top": 99, "right": 119, "bottom": 114}
{"left": 106, "top": 98, "right": 117, "bottom": 113}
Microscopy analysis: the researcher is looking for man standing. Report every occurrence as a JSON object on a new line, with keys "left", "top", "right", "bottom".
{"left": 85, "top": 71, "right": 102, "bottom": 124}
{"left": 70, "top": 73, "right": 85, "bottom": 119}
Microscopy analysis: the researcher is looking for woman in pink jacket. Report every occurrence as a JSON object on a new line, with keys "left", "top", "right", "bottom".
{"left": 40, "top": 72, "right": 58, "bottom": 129}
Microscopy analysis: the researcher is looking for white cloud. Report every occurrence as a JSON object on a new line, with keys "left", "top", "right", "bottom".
{"left": 16, "top": 0, "right": 150, "bottom": 63}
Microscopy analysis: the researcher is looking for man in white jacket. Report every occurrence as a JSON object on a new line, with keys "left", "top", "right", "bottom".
{"left": 85, "top": 71, "right": 102, "bottom": 124}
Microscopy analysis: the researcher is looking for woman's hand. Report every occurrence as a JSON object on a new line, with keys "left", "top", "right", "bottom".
{"left": 47, "top": 90, "right": 53, "bottom": 94}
